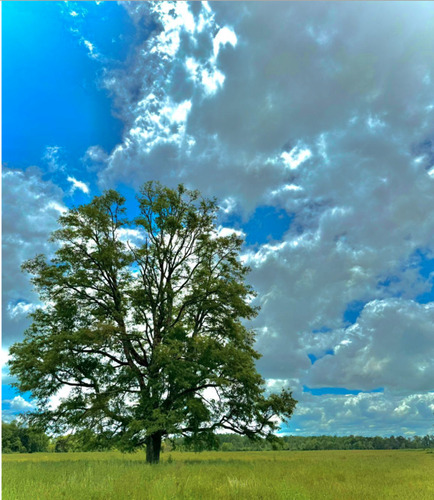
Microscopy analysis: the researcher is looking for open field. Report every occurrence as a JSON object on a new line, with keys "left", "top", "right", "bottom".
{"left": 3, "top": 449, "right": 433, "bottom": 500}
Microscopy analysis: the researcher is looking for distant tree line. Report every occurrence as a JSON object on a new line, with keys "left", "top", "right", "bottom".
{"left": 2, "top": 421, "right": 49, "bottom": 453}
{"left": 205, "top": 434, "right": 434, "bottom": 451}
{"left": 2, "top": 422, "right": 115, "bottom": 453}
{"left": 3, "top": 421, "right": 434, "bottom": 454}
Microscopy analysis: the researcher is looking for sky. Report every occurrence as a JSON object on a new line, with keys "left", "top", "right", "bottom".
{"left": 2, "top": 1, "right": 434, "bottom": 437}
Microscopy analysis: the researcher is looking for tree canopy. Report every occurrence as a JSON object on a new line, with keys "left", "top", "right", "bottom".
{"left": 9, "top": 182, "right": 297, "bottom": 463}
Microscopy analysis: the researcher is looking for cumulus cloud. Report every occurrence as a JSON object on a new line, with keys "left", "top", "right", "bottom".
{"left": 117, "top": 227, "right": 146, "bottom": 246}
{"left": 2, "top": 395, "right": 36, "bottom": 422}
{"left": 98, "top": 2, "right": 434, "bottom": 209}
{"left": 264, "top": 378, "right": 434, "bottom": 436}
{"left": 100, "top": 2, "right": 249, "bottom": 198}
{"left": 288, "top": 390, "right": 434, "bottom": 437}
{"left": 2, "top": 168, "right": 65, "bottom": 348}
{"left": 7, "top": 301, "right": 40, "bottom": 319}
{"left": 91, "top": 2, "right": 434, "bottom": 431}
{"left": 307, "top": 299, "right": 434, "bottom": 394}
{"left": 7, "top": 396, "right": 36, "bottom": 411}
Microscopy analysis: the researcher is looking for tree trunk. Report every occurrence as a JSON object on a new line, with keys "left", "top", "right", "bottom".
{"left": 146, "top": 432, "right": 162, "bottom": 464}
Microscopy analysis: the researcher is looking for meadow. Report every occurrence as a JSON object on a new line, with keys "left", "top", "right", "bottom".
{"left": 3, "top": 449, "right": 433, "bottom": 500}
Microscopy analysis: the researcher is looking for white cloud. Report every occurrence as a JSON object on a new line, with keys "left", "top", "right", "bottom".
{"left": 217, "top": 226, "right": 246, "bottom": 239}
{"left": 67, "top": 176, "right": 90, "bottom": 194}
{"left": 48, "top": 386, "right": 73, "bottom": 412}
{"left": 201, "top": 69, "right": 225, "bottom": 96}
{"left": 213, "top": 26, "right": 237, "bottom": 60}
{"left": 93, "top": 1, "right": 434, "bottom": 209}
{"left": 83, "top": 146, "right": 109, "bottom": 171}
{"left": 7, "top": 396, "right": 36, "bottom": 411}
{"left": 46, "top": 201, "right": 68, "bottom": 214}
{"left": 81, "top": 38, "right": 100, "bottom": 60}
{"left": 42, "top": 146, "right": 65, "bottom": 172}
{"left": 288, "top": 391, "right": 434, "bottom": 436}
{"left": 1, "top": 348, "right": 15, "bottom": 386}
{"left": 117, "top": 228, "right": 145, "bottom": 246}
{"left": 1, "top": 348, "right": 10, "bottom": 366}
{"left": 2, "top": 168, "right": 65, "bottom": 347}
{"left": 100, "top": 1, "right": 242, "bottom": 190}
{"left": 219, "top": 197, "right": 237, "bottom": 214}
{"left": 7, "top": 301, "right": 39, "bottom": 319}
{"left": 59, "top": 2, "right": 88, "bottom": 21}
{"left": 307, "top": 299, "right": 434, "bottom": 394}
{"left": 281, "top": 146, "right": 312, "bottom": 170}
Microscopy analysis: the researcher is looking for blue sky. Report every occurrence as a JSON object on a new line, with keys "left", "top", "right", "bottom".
{"left": 3, "top": 2, "right": 122, "bottom": 160}
{"left": 2, "top": 1, "right": 434, "bottom": 436}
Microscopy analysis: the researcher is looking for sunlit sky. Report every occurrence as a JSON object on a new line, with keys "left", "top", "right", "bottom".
{"left": 3, "top": 1, "right": 434, "bottom": 436}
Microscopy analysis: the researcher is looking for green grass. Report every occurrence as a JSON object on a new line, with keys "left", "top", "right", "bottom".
{"left": 3, "top": 449, "right": 433, "bottom": 499}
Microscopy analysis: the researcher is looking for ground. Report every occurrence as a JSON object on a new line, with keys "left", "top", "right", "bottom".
{"left": 3, "top": 449, "right": 433, "bottom": 499}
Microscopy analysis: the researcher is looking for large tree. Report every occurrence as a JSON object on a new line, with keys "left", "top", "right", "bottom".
{"left": 9, "top": 182, "right": 296, "bottom": 463}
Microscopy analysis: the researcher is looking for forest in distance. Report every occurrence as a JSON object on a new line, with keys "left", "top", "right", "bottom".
{"left": 3, "top": 421, "right": 434, "bottom": 454}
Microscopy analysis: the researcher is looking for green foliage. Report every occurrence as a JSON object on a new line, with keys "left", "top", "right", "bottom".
{"left": 220, "top": 442, "right": 234, "bottom": 452}
{"left": 51, "top": 429, "right": 114, "bottom": 453}
{"left": 53, "top": 437, "right": 71, "bottom": 453}
{"left": 2, "top": 421, "right": 49, "bottom": 453}
{"left": 279, "top": 434, "right": 434, "bottom": 451}
{"left": 8, "top": 182, "right": 297, "bottom": 463}
{"left": 201, "top": 433, "right": 434, "bottom": 452}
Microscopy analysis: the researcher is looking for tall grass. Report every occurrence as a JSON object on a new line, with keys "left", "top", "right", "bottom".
{"left": 3, "top": 449, "right": 433, "bottom": 499}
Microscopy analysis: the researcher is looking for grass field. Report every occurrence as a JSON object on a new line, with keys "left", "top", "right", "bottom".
{"left": 3, "top": 449, "right": 433, "bottom": 499}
